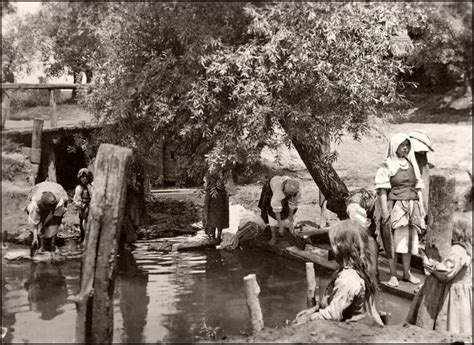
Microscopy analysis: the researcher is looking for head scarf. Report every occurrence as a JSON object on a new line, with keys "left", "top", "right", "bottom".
{"left": 385, "top": 133, "right": 422, "bottom": 181}
{"left": 408, "top": 129, "right": 434, "bottom": 153}
{"left": 77, "top": 168, "right": 93, "bottom": 182}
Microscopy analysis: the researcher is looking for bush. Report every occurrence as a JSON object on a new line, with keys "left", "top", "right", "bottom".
{"left": 10, "top": 89, "right": 70, "bottom": 111}
{"left": 2, "top": 153, "right": 31, "bottom": 181}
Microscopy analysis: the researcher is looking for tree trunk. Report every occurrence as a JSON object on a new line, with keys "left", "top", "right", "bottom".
{"left": 279, "top": 119, "right": 349, "bottom": 219}
{"left": 85, "top": 69, "right": 93, "bottom": 84}
{"left": 72, "top": 71, "right": 83, "bottom": 100}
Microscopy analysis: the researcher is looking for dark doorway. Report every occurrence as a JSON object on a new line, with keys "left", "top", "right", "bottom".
{"left": 54, "top": 136, "right": 87, "bottom": 191}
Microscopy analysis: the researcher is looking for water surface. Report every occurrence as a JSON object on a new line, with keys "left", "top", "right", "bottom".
{"left": 2, "top": 241, "right": 410, "bottom": 343}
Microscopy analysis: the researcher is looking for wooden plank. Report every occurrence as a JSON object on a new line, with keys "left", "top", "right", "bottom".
{"left": 255, "top": 240, "right": 422, "bottom": 299}
{"left": 1, "top": 83, "right": 83, "bottom": 90}
{"left": 73, "top": 144, "right": 132, "bottom": 344}
{"left": 50, "top": 89, "right": 57, "bottom": 127}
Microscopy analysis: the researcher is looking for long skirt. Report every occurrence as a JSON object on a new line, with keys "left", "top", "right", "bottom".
{"left": 203, "top": 190, "right": 229, "bottom": 230}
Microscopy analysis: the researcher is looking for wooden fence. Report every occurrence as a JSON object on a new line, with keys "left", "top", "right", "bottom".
{"left": 1, "top": 83, "right": 85, "bottom": 129}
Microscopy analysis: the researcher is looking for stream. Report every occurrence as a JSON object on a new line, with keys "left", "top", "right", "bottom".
{"left": 2, "top": 239, "right": 410, "bottom": 343}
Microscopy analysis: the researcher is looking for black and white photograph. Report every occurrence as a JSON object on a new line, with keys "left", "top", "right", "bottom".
{"left": 1, "top": 1, "right": 472, "bottom": 343}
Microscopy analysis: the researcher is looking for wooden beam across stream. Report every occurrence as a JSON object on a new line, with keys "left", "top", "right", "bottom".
{"left": 72, "top": 144, "right": 132, "bottom": 344}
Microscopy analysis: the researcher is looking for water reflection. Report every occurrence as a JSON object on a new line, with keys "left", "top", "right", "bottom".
{"left": 24, "top": 262, "right": 68, "bottom": 321}
{"left": 117, "top": 249, "right": 149, "bottom": 344}
{"left": 2, "top": 243, "right": 411, "bottom": 343}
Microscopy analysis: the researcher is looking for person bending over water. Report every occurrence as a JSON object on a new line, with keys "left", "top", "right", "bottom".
{"left": 294, "top": 220, "right": 383, "bottom": 326}
{"left": 258, "top": 176, "right": 300, "bottom": 245}
{"left": 25, "top": 181, "right": 69, "bottom": 253}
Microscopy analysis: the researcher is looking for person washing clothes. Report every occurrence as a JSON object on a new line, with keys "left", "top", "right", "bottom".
{"left": 258, "top": 176, "right": 301, "bottom": 245}
{"left": 293, "top": 220, "right": 383, "bottom": 326}
{"left": 375, "top": 133, "right": 426, "bottom": 287}
{"left": 25, "top": 181, "right": 69, "bottom": 253}
{"left": 73, "top": 168, "right": 93, "bottom": 243}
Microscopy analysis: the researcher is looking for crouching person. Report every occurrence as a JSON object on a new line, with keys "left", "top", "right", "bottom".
{"left": 25, "top": 181, "right": 69, "bottom": 253}
{"left": 294, "top": 220, "right": 383, "bottom": 326}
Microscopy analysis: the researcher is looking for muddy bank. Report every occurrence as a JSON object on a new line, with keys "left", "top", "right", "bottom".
{"left": 224, "top": 318, "right": 472, "bottom": 343}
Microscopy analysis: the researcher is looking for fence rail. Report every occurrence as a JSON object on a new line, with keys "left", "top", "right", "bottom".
{"left": 1, "top": 83, "right": 89, "bottom": 129}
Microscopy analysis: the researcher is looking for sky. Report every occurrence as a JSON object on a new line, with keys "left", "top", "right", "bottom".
{"left": 15, "top": 2, "right": 42, "bottom": 16}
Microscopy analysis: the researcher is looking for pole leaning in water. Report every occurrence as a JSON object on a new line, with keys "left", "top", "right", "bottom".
{"left": 73, "top": 144, "right": 132, "bottom": 343}
{"left": 244, "top": 274, "right": 264, "bottom": 334}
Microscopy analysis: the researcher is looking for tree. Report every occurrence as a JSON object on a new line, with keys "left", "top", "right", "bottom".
{"left": 33, "top": 1, "right": 108, "bottom": 96}
{"left": 406, "top": 2, "right": 472, "bottom": 92}
{"left": 187, "top": 3, "right": 425, "bottom": 217}
{"left": 0, "top": 0, "right": 15, "bottom": 17}
{"left": 87, "top": 3, "right": 427, "bottom": 218}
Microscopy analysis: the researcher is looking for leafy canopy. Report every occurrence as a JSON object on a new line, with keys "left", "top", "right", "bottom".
{"left": 87, "top": 3, "right": 426, "bottom": 183}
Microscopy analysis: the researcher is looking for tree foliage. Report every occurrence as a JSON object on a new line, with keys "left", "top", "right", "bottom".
{"left": 406, "top": 2, "right": 472, "bottom": 90}
{"left": 34, "top": 1, "right": 108, "bottom": 82}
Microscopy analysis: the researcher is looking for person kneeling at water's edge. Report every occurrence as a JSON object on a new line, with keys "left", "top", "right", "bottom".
{"left": 24, "top": 181, "right": 69, "bottom": 253}
{"left": 258, "top": 176, "right": 300, "bottom": 245}
{"left": 294, "top": 220, "right": 383, "bottom": 326}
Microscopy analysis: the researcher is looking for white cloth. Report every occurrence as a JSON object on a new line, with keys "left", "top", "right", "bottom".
{"left": 26, "top": 182, "right": 69, "bottom": 225}
{"left": 375, "top": 133, "right": 424, "bottom": 190}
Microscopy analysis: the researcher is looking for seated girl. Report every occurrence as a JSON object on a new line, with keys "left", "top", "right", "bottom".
{"left": 294, "top": 220, "right": 383, "bottom": 326}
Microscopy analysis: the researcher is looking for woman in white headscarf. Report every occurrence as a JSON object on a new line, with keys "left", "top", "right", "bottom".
{"left": 375, "top": 133, "right": 426, "bottom": 287}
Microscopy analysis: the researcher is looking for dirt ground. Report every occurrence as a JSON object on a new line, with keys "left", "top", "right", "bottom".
{"left": 224, "top": 317, "right": 472, "bottom": 343}
{"left": 1, "top": 103, "right": 472, "bottom": 342}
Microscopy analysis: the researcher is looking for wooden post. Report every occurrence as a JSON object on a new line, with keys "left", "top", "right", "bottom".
{"left": 406, "top": 175, "right": 455, "bottom": 329}
{"left": 73, "top": 144, "right": 132, "bottom": 344}
{"left": 50, "top": 89, "right": 57, "bottom": 127}
{"left": 305, "top": 262, "right": 317, "bottom": 307}
{"left": 1, "top": 90, "right": 10, "bottom": 129}
{"left": 244, "top": 274, "right": 264, "bottom": 334}
{"left": 32, "top": 118, "right": 43, "bottom": 149}
{"left": 426, "top": 175, "right": 456, "bottom": 261}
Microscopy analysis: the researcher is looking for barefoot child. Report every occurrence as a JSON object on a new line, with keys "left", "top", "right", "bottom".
{"left": 294, "top": 220, "right": 383, "bottom": 326}
{"left": 73, "top": 168, "right": 93, "bottom": 243}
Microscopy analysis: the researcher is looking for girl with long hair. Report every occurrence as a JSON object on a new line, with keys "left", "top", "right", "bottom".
{"left": 407, "top": 213, "right": 472, "bottom": 334}
{"left": 294, "top": 220, "right": 383, "bottom": 325}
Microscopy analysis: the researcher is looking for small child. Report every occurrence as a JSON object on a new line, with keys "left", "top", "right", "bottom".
{"left": 73, "top": 168, "right": 93, "bottom": 243}
{"left": 411, "top": 214, "right": 472, "bottom": 334}
{"left": 294, "top": 220, "right": 383, "bottom": 326}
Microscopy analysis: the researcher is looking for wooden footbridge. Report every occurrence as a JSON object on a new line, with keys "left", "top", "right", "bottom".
{"left": 2, "top": 83, "right": 179, "bottom": 188}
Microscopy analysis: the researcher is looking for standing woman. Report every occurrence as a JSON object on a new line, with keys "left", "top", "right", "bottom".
{"left": 203, "top": 169, "right": 236, "bottom": 245}
{"left": 375, "top": 133, "right": 426, "bottom": 287}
